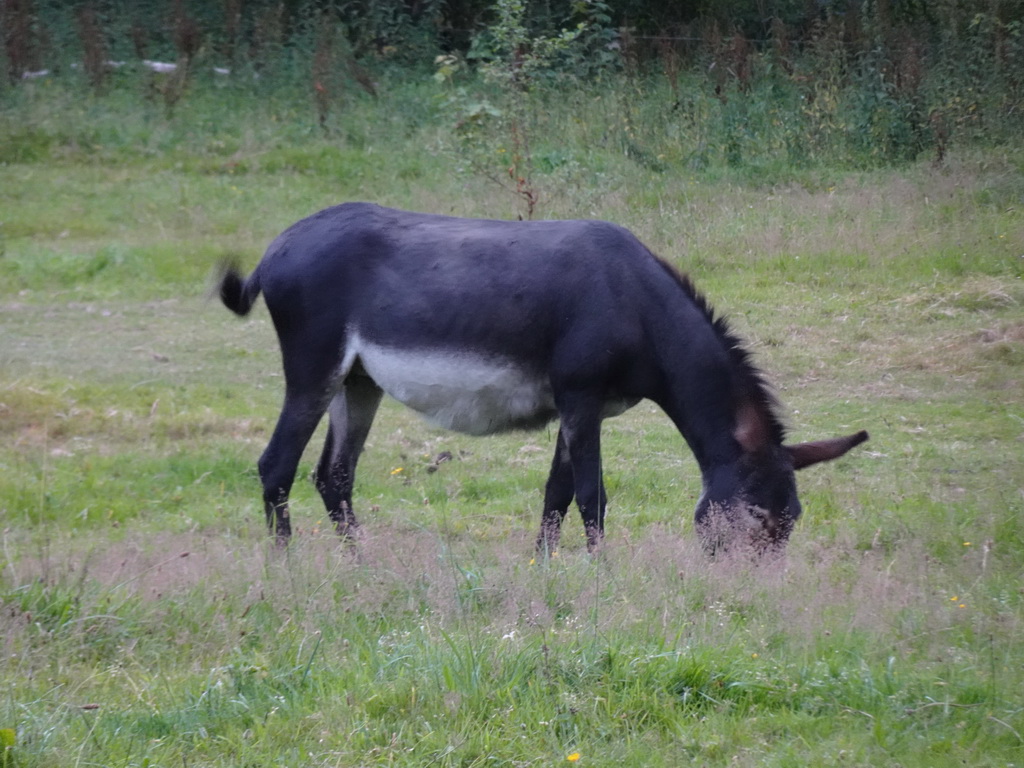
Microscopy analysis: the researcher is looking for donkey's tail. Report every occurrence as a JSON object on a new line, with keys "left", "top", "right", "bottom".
{"left": 215, "top": 259, "right": 262, "bottom": 317}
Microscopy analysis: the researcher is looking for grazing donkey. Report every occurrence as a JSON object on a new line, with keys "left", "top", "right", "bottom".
{"left": 216, "top": 203, "right": 867, "bottom": 553}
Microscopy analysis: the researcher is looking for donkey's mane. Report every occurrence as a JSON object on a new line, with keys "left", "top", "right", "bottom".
{"left": 655, "top": 256, "right": 788, "bottom": 445}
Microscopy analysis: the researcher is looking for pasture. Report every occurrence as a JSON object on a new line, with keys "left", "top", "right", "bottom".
{"left": 2, "top": 74, "right": 1023, "bottom": 767}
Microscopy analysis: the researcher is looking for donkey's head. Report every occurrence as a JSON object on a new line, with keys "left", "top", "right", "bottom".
{"left": 695, "top": 404, "right": 868, "bottom": 554}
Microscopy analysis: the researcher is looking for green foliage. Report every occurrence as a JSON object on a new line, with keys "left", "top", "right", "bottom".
{"left": 441, "top": 0, "right": 592, "bottom": 218}
{"left": 5, "top": 0, "right": 1024, "bottom": 179}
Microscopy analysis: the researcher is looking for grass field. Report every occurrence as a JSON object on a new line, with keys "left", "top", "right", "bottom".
{"left": 1, "top": 74, "right": 1023, "bottom": 767}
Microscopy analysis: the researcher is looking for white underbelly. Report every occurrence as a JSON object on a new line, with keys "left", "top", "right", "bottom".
{"left": 351, "top": 340, "right": 557, "bottom": 435}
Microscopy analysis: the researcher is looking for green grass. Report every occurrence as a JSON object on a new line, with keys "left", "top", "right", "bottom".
{"left": 1, "top": 73, "right": 1023, "bottom": 767}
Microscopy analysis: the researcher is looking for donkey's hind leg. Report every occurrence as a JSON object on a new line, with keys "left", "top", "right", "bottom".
{"left": 314, "top": 376, "right": 383, "bottom": 540}
{"left": 258, "top": 390, "right": 329, "bottom": 544}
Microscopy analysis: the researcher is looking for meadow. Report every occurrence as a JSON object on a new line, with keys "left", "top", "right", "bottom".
{"left": 1, "top": 65, "right": 1023, "bottom": 767}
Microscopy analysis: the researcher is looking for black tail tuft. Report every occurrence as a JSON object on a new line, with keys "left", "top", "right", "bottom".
{"left": 215, "top": 259, "right": 260, "bottom": 316}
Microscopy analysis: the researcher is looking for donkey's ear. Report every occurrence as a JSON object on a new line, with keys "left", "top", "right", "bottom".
{"left": 734, "top": 401, "right": 772, "bottom": 454}
{"left": 786, "top": 430, "right": 869, "bottom": 470}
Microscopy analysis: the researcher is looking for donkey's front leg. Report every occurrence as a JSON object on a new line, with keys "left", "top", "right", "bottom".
{"left": 555, "top": 398, "right": 607, "bottom": 553}
{"left": 537, "top": 427, "right": 574, "bottom": 554}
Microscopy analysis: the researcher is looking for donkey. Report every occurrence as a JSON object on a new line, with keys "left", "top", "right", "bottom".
{"left": 216, "top": 202, "right": 867, "bottom": 553}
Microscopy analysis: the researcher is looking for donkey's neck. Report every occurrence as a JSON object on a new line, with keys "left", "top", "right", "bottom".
{"left": 655, "top": 327, "right": 744, "bottom": 474}
{"left": 644, "top": 265, "right": 782, "bottom": 476}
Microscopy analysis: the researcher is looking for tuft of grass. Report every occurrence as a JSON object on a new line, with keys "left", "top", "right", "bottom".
{"left": 3, "top": 527, "right": 1022, "bottom": 766}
